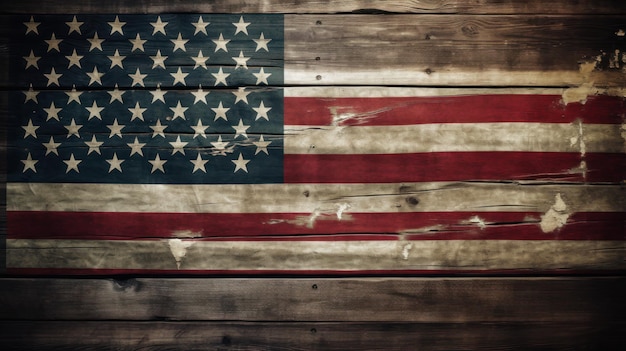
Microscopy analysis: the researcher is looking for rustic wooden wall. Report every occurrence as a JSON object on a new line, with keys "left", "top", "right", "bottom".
{"left": 0, "top": 0, "right": 625, "bottom": 349}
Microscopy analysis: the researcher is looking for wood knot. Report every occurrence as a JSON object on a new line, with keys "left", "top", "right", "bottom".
{"left": 405, "top": 196, "right": 419, "bottom": 206}
{"left": 461, "top": 24, "right": 479, "bottom": 37}
{"left": 424, "top": 68, "right": 433, "bottom": 75}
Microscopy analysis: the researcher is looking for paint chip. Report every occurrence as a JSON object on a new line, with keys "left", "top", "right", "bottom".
{"left": 401, "top": 243, "right": 413, "bottom": 260}
{"left": 539, "top": 193, "right": 570, "bottom": 233}
{"left": 167, "top": 238, "right": 195, "bottom": 269}
{"left": 616, "top": 29, "right": 625, "bottom": 37}
{"left": 468, "top": 215, "right": 487, "bottom": 229}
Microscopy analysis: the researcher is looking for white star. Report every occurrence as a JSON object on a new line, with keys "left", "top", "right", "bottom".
{"left": 232, "top": 153, "right": 250, "bottom": 173}
{"left": 191, "top": 120, "right": 209, "bottom": 138}
{"left": 170, "top": 67, "right": 189, "bottom": 86}
{"left": 65, "top": 49, "right": 83, "bottom": 69}
{"left": 44, "top": 67, "right": 62, "bottom": 86}
{"left": 212, "top": 67, "right": 230, "bottom": 86}
{"left": 21, "top": 153, "right": 38, "bottom": 173}
{"left": 233, "top": 119, "right": 250, "bottom": 139}
{"left": 128, "top": 102, "right": 147, "bottom": 121}
{"left": 232, "top": 16, "right": 250, "bottom": 35}
{"left": 24, "top": 16, "right": 40, "bottom": 35}
{"left": 23, "top": 50, "right": 40, "bottom": 69}
{"left": 191, "top": 85, "right": 209, "bottom": 104}
{"left": 108, "top": 84, "right": 124, "bottom": 103}
{"left": 108, "top": 49, "right": 125, "bottom": 69}
{"left": 253, "top": 135, "right": 272, "bottom": 155}
{"left": 127, "top": 137, "right": 146, "bottom": 156}
{"left": 192, "top": 50, "right": 208, "bottom": 69}
{"left": 63, "top": 154, "right": 82, "bottom": 173}
{"left": 170, "top": 101, "right": 188, "bottom": 120}
{"left": 106, "top": 153, "right": 124, "bottom": 173}
{"left": 65, "top": 85, "right": 82, "bottom": 104}
{"left": 22, "top": 120, "right": 39, "bottom": 138}
{"left": 151, "top": 49, "right": 167, "bottom": 69}
{"left": 150, "top": 16, "right": 168, "bottom": 35}
{"left": 45, "top": 33, "right": 62, "bottom": 52}
{"left": 108, "top": 16, "right": 126, "bottom": 35}
{"left": 43, "top": 136, "right": 61, "bottom": 156}
{"left": 212, "top": 33, "right": 230, "bottom": 52}
{"left": 253, "top": 67, "right": 271, "bottom": 85}
{"left": 254, "top": 32, "right": 271, "bottom": 52}
{"left": 150, "top": 85, "right": 166, "bottom": 103}
{"left": 129, "top": 33, "right": 147, "bottom": 52}
{"left": 107, "top": 118, "right": 125, "bottom": 138}
{"left": 169, "top": 135, "right": 188, "bottom": 155}
{"left": 88, "top": 32, "right": 104, "bottom": 51}
{"left": 193, "top": 16, "right": 209, "bottom": 35}
{"left": 150, "top": 119, "right": 166, "bottom": 138}
{"left": 211, "top": 135, "right": 231, "bottom": 156}
{"left": 86, "top": 66, "right": 104, "bottom": 86}
{"left": 232, "top": 87, "right": 251, "bottom": 104}
{"left": 24, "top": 84, "right": 38, "bottom": 103}
{"left": 66, "top": 16, "right": 83, "bottom": 35}
{"left": 128, "top": 68, "right": 147, "bottom": 87}
{"left": 232, "top": 51, "right": 250, "bottom": 69}
{"left": 171, "top": 33, "right": 188, "bottom": 52}
{"left": 85, "top": 135, "right": 103, "bottom": 155}
{"left": 65, "top": 118, "right": 82, "bottom": 138}
{"left": 44, "top": 102, "right": 62, "bottom": 121}
{"left": 253, "top": 101, "right": 271, "bottom": 120}
{"left": 86, "top": 101, "right": 104, "bottom": 120}
{"left": 211, "top": 101, "right": 230, "bottom": 121}
{"left": 190, "top": 153, "right": 209, "bottom": 173}
{"left": 149, "top": 154, "right": 167, "bottom": 173}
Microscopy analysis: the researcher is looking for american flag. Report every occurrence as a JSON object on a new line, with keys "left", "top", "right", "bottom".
{"left": 5, "top": 14, "right": 625, "bottom": 274}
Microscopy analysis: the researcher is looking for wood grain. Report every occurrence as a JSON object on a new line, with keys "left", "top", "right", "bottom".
{"left": 1, "top": 277, "right": 624, "bottom": 322}
{"left": 0, "top": 321, "right": 624, "bottom": 350}
{"left": 1, "top": 0, "right": 625, "bottom": 15}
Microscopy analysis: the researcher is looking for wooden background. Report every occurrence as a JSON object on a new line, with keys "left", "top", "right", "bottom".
{"left": 1, "top": 0, "right": 625, "bottom": 349}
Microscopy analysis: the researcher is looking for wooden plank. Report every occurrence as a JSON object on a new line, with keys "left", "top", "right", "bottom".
{"left": 1, "top": 0, "right": 625, "bottom": 15}
{"left": 1, "top": 15, "right": 626, "bottom": 87}
{"left": 0, "top": 321, "right": 624, "bottom": 350}
{"left": 284, "top": 15, "right": 626, "bottom": 86}
{"left": 0, "top": 277, "right": 624, "bottom": 322}
{"left": 7, "top": 239, "right": 625, "bottom": 272}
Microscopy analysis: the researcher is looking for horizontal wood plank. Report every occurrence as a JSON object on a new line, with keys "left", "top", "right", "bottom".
{"left": 1, "top": 0, "right": 625, "bottom": 15}
{"left": 0, "top": 321, "right": 624, "bottom": 350}
{"left": 2, "top": 15, "right": 626, "bottom": 87}
{"left": 0, "top": 277, "right": 624, "bottom": 322}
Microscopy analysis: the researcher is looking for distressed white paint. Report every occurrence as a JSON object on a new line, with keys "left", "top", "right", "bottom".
{"left": 539, "top": 194, "right": 571, "bottom": 233}
{"left": 284, "top": 123, "right": 622, "bottom": 154}
{"left": 7, "top": 239, "right": 625, "bottom": 271}
{"left": 167, "top": 239, "right": 195, "bottom": 269}
{"left": 8, "top": 183, "right": 625, "bottom": 213}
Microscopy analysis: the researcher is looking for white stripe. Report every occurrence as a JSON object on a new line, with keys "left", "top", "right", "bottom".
{"left": 284, "top": 123, "right": 622, "bottom": 154}
{"left": 7, "top": 239, "right": 625, "bottom": 271}
{"left": 283, "top": 86, "right": 567, "bottom": 98}
{"left": 7, "top": 182, "right": 625, "bottom": 213}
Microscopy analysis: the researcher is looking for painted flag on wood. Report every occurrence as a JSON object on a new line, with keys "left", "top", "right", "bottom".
{"left": 4, "top": 14, "right": 625, "bottom": 274}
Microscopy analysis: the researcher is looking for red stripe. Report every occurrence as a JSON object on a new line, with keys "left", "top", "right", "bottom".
{"left": 285, "top": 95, "right": 625, "bottom": 126}
{"left": 8, "top": 211, "right": 624, "bottom": 240}
{"left": 284, "top": 152, "right": 625, "bottom": 183}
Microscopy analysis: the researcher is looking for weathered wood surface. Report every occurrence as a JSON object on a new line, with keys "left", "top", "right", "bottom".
{"left": 1, "top": 321, "right": 624, "bottom": 350}
{"left": 2, "top": 15, "right": 626, "bottom": 86}
{"left": 2, "top": 0, "right": 626, "bottom": 15}
{"left": 1, "top": 277, "right": 624, "bottom": 322}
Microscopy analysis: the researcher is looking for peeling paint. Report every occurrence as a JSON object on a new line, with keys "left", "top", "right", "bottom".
{"left": 468, "top": 215, "right": 487, "bottom": 229}
{"left": 401, "top": 243, "right": 413, "bottom": 260}
{"left": 567, "top": 160, "right": 587, "bottom": 179}
{"left": 167, "top": 238, "right": 195, "bottom": 269}
{"left": 268, "top": 203, "right": 353, "bottom": 228}
{"left": 569, "top": 120, "right": 586, "bottom": 157}
{"left": 539, "top": 194, "right": 570, "bottom": 233}
{"left": 621, "top": 123, "right": 626, "bottom": 153}
{"left": 561, "top": 61, "right": 598, "bottom": 105}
